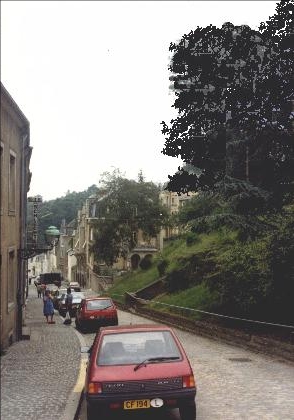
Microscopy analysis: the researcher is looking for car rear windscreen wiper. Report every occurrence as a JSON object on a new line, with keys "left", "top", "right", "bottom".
{"left": 134, "top": 356, "right": 180, "bottom": 371}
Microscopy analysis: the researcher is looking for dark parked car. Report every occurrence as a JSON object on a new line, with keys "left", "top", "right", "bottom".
{"left": 39, "top": 272, "right": 62, "bottom": 287}
{"left": 75, "top": 297, "right": 118, "bottom": 332}
{"left": 58, "top": 292, "right": 84, "bottom": 317}
{"left": 85, "top": 324, "right": 196, "bottom": 420}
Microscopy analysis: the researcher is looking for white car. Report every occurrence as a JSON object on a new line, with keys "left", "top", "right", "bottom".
{"left": 69, "top": 281, "right": 81, "bottom": 291}
{"left": 58, "top": 292, "right": 84, "bottom": 317}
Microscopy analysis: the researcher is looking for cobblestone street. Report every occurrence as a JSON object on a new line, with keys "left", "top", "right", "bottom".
{"left": 0, "top": 285, "right": 81, "bottom": 420}
{"left": 80, "top": 310, "right": 294, "bottom": 420}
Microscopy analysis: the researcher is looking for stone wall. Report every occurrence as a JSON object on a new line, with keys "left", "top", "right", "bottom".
{"left": 120, "top": 293, "right": 294, "bottom": 363}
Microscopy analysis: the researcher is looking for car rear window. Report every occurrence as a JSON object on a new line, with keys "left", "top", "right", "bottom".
{"left": 87, "top": 299, "right": 113, "bottom": 310}
{"left": 97, "top": 331, "right": 182, "bottom": 366}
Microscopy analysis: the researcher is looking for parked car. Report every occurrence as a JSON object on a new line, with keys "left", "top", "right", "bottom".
{"left": 85, "top": 324, "right": 196, "bottom": 420}
{"left": 40, "top": 272, "right": 62, "bottom": 287}
{"left": 75, "top": 297, "right": 118, "bottom": 332}
{"left": 46, "top": 284, "right": 59, "bottom": 293}
{"left": 69, "top": 281, "right": 81, "bottom": 292}
{"left": 58, "top": 292, "right": 84, "bottom": 317}
{"left": 52, "top": 288, "right": 69, "bottom": 309}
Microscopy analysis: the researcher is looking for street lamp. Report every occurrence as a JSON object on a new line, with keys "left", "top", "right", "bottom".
{"left": 44, "top": 225, "right": 60, "bottom": 246}
{"left": 19, "top": 225, "right": 60, "bottom": 260}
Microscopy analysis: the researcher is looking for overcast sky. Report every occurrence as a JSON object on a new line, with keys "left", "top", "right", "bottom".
{"left": 2, "top": 1, "right": 277, "bottom": 201}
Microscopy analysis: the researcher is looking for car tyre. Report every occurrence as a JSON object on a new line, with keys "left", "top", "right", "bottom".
{"left": 179, "top": 401, "right": 196, "bottom": 420}
{"left": 80, "top": 321, "right": 87, "bottom": 333}
{"left": 86, "top": 403, "right": 96, "bottom": 420}
{"left": 87, "top": 403, "right": 106, "bottom": 420}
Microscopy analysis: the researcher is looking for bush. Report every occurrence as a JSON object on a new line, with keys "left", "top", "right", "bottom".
{"left": 139, "top": 256, "right": 152, "bottom": 270}
{"left": 186, "top": 232, "right": 200, "bottom": 246}
{"left": 166, "top": 269, "right": 190, "bottom": 293}
{"left": 157, "top": 259, "right": 168, "bottom": 276}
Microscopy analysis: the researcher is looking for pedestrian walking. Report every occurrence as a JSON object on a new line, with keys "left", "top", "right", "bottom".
{"left": 43, "top": 290, "right": 55, "bottom": 324}
{"left": 37, "top": 284, "right": 42, "bottom": 298}
{"left": 64, "top": 287, "right": 73, "bottom": 325}
{"left": 41, "top": 283, "right": 47, "bottom": 298}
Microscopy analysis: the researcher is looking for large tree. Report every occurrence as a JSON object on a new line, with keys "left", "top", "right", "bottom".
{"left": 162, "top": 0, "right": 294, "bottom": 209}
{"left": 90, "top": 170, "right": 167, "bottom": 266}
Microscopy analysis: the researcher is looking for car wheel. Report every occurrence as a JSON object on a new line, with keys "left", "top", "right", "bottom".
{"left": 86, "top": 403, "right": 96, "bottom": 420}
{"left": 87, "top": 403, "right": 106, "bottom": 420}
{"left": 80, "top": 321, "right": 87, "bottom": 333}
{"left": 179, "top": 401, "right": 196, "bottom": 420}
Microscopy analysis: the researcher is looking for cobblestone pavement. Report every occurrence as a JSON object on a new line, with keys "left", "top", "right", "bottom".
{"left": 0, "top": 284, "right": 81, "bottom": 420}
{"left": 79, "top": 310, "right": 294, "bottom": 420}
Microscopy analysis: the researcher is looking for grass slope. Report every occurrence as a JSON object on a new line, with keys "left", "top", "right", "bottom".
{"left": 109, "top": 230, "right": 236, "bottom": 312}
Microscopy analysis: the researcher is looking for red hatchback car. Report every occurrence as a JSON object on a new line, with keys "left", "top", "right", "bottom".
{"left": 85, "top": 324, "right": 196, "bottom": 420}
{"left": 75, "top": 297, "right": 118, "bottom": 332}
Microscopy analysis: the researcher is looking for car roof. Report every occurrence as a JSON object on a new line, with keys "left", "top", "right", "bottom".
{"left": 99, "top": 324, "right": 173, "bottom": 334}
{"left": 84, "top": 296, "right": 111, "bottom": 301}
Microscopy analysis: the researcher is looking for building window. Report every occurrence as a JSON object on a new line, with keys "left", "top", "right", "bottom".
{"left": 90, "top": 203, "right": 96, "bottom": 217}
{"left": 132, "top": 231, "right": 137, "bottom": 243}
{"left": 9, "top": 151, "right": 16, "bottom": 212}
{"left": 0, "top": 142, "right": 3, "bottom": 214}
{"left": 8, "top": 249, "right": 16, "bottom": 309}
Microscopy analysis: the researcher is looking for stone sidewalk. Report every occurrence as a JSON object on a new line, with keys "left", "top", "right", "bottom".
{"left": 0, "top": 284, "right": 84, "bottom": 420}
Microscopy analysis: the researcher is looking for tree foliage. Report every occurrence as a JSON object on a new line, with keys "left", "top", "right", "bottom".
{"left": 90, "top": 170, "right": 168, "bottom": 266}
{"left": 158, "top": 2, "right": 294, "bottom": 324}
{"left": 27, "top": 185, "right": 99, "bottom": 246}
{"left": 162, "top": 1, "right": 294, "bottom": 209}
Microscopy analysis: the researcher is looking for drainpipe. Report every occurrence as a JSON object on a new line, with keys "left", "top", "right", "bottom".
{"left": 17, "top": 130, "right": 30, "bottom": 340}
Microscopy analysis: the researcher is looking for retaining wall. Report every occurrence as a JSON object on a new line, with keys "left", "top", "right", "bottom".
{"left": 117, "top": 293, "right": 294, "bottom": 363}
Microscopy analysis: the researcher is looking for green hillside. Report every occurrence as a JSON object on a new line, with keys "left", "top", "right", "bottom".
{"left": 109, "top": 231, "right": 235, "bottom": 312}
{"left": 109, "top": 223, "right": 293, "bottom": 325}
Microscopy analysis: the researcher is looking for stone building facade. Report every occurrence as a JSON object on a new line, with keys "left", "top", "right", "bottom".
{"left": 0, "top": 83, "right": 32, "bottom": 351}
{"left": 159, "top": 190, "right": 197, "bottom": 241}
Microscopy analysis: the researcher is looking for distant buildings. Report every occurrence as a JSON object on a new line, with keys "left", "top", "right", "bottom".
{"left": 0, "top": 83, "right": 32, "bottom": 351}
{"left": 56, "top": 189, "right": 196, "bottom": 293}
{"left": 159, "top": 190, "right": 197, "bottom": 242}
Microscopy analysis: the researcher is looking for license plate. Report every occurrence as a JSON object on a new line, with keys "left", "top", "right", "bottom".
{"left": 123, "top": 399, "right": 150, "bottom": 409}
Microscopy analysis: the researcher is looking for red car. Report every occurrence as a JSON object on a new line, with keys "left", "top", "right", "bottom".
{"left": 85, "top": 324, "right": 196, "bottom": 420}
{"left": 75, "top": 297, "right": 118, "bottom": 332}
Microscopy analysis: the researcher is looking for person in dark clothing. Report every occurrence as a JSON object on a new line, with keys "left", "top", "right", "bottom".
{"left": 65, "top": 287, "right": 73, "bottom": 318}
{"left": 37, "top": 284, "right": 42, "bottom": 298}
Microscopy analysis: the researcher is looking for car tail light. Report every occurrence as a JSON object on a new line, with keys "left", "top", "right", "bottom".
{"left": 183, "top": 375, "right": 196, "bottom": 388}
{"left": 109, "top": 402, "right": 121, "bottom": 409}
{"left": 166, "top": 399, "right": 177, "bottom": 406}
{"left": 88, "top": 382, "right": 102, "bottom": 394}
